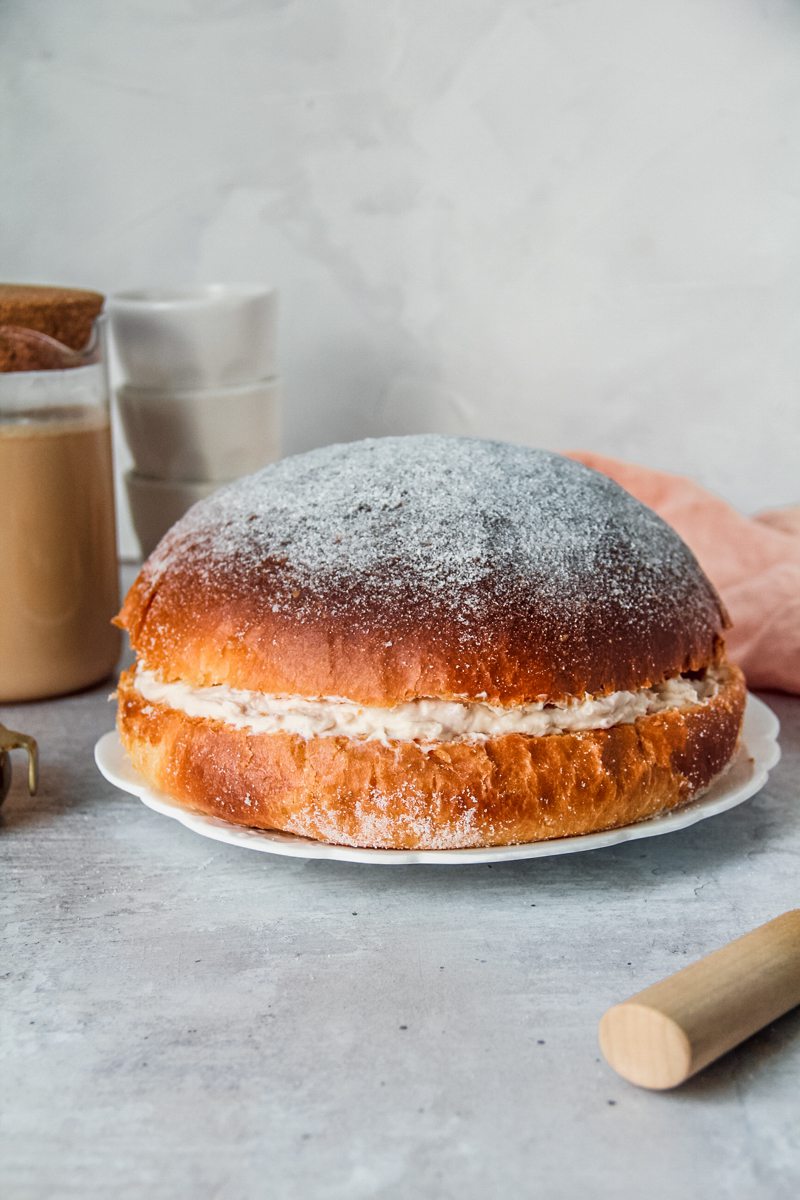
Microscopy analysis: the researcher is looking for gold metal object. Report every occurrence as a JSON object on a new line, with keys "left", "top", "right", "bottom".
{"left": 0, "top": 724, "right": 39, "bottom": 802}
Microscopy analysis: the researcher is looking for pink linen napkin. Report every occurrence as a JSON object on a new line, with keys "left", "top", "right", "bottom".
{"left": 568, "top": 452, "right": 800, "bottom": 695}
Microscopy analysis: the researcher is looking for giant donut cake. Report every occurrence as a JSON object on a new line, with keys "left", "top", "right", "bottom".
{"left": 116, "top": 435, "right": 746, "bottom": 849}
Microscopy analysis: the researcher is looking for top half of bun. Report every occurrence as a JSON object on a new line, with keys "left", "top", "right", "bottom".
{"left": 117, "top": 436, "right": 729, "bottom": 706}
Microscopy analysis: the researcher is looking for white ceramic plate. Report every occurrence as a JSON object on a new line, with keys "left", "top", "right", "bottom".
{"left": 95, "top": 694, "right": 780, "bottom": 865}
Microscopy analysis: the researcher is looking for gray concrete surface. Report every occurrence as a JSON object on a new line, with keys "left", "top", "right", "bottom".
{"left": 2, "top": 633, "right": 799, "bottom": 1198}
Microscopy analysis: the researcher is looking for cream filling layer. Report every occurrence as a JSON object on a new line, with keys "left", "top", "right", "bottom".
{"left": 133, "top": 666, "right": 720, "bottom": 745}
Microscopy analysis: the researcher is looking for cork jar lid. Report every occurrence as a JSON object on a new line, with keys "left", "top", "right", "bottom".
{"left": 0, "top": 283, "right": 104, "bottom": 371}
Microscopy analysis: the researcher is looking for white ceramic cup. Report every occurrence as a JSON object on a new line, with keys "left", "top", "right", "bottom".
{"left": 108, "top": 285, "right": 278, "bottom": 389}
{"left": 117, "top": 377, "right": 281, "bottom": 482}
{"left": 125, "top": 471, "right": 224, "bottom": 558}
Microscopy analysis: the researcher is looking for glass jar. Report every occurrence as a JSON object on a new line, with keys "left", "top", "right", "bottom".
{"left": 0, "top": 303, "right": 120, "bottom": 701}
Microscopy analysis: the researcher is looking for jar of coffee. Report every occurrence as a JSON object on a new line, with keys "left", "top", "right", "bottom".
{"left": 0, "top": 285, "right": 120, "bottom": 701}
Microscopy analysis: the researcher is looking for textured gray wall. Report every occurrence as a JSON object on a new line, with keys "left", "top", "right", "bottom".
{"left": 2, "top": 0, "right": 799, "bottom": 554}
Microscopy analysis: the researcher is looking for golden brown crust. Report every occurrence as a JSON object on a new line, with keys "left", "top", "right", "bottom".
{"left": 116, "top": 662, "right": 746, "bottom": 850}
{"left": 117, "top": 571, "right": 726, "bottom": 709}
{"left": 0, "top": 284, "right": 104, "bottom": 369}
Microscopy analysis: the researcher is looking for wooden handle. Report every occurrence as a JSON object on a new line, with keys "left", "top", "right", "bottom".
{"left": 599, "top": 910, "right": 800, "bottom": 1090}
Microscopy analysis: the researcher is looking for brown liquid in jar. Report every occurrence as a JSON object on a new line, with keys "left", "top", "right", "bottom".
{"left": 0, "top": 405, "right": 119, "bottom": 701}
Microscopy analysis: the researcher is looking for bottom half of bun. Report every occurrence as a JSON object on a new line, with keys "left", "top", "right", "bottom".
{"left": 116, "top": 662, "right": 746, "bottom": 850}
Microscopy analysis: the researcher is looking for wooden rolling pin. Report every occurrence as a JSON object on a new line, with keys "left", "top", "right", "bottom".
{"left": 599, "top": 910, "right": 800, "bottom": 1090}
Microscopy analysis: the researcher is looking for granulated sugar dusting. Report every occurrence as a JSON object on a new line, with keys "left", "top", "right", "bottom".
{"left": 147, "top": 435, "right": 715, "bottom": 623}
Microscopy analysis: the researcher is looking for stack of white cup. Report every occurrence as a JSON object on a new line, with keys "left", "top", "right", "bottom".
{"left": 108, "top": 285, "right": 280, "bottom": 557}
